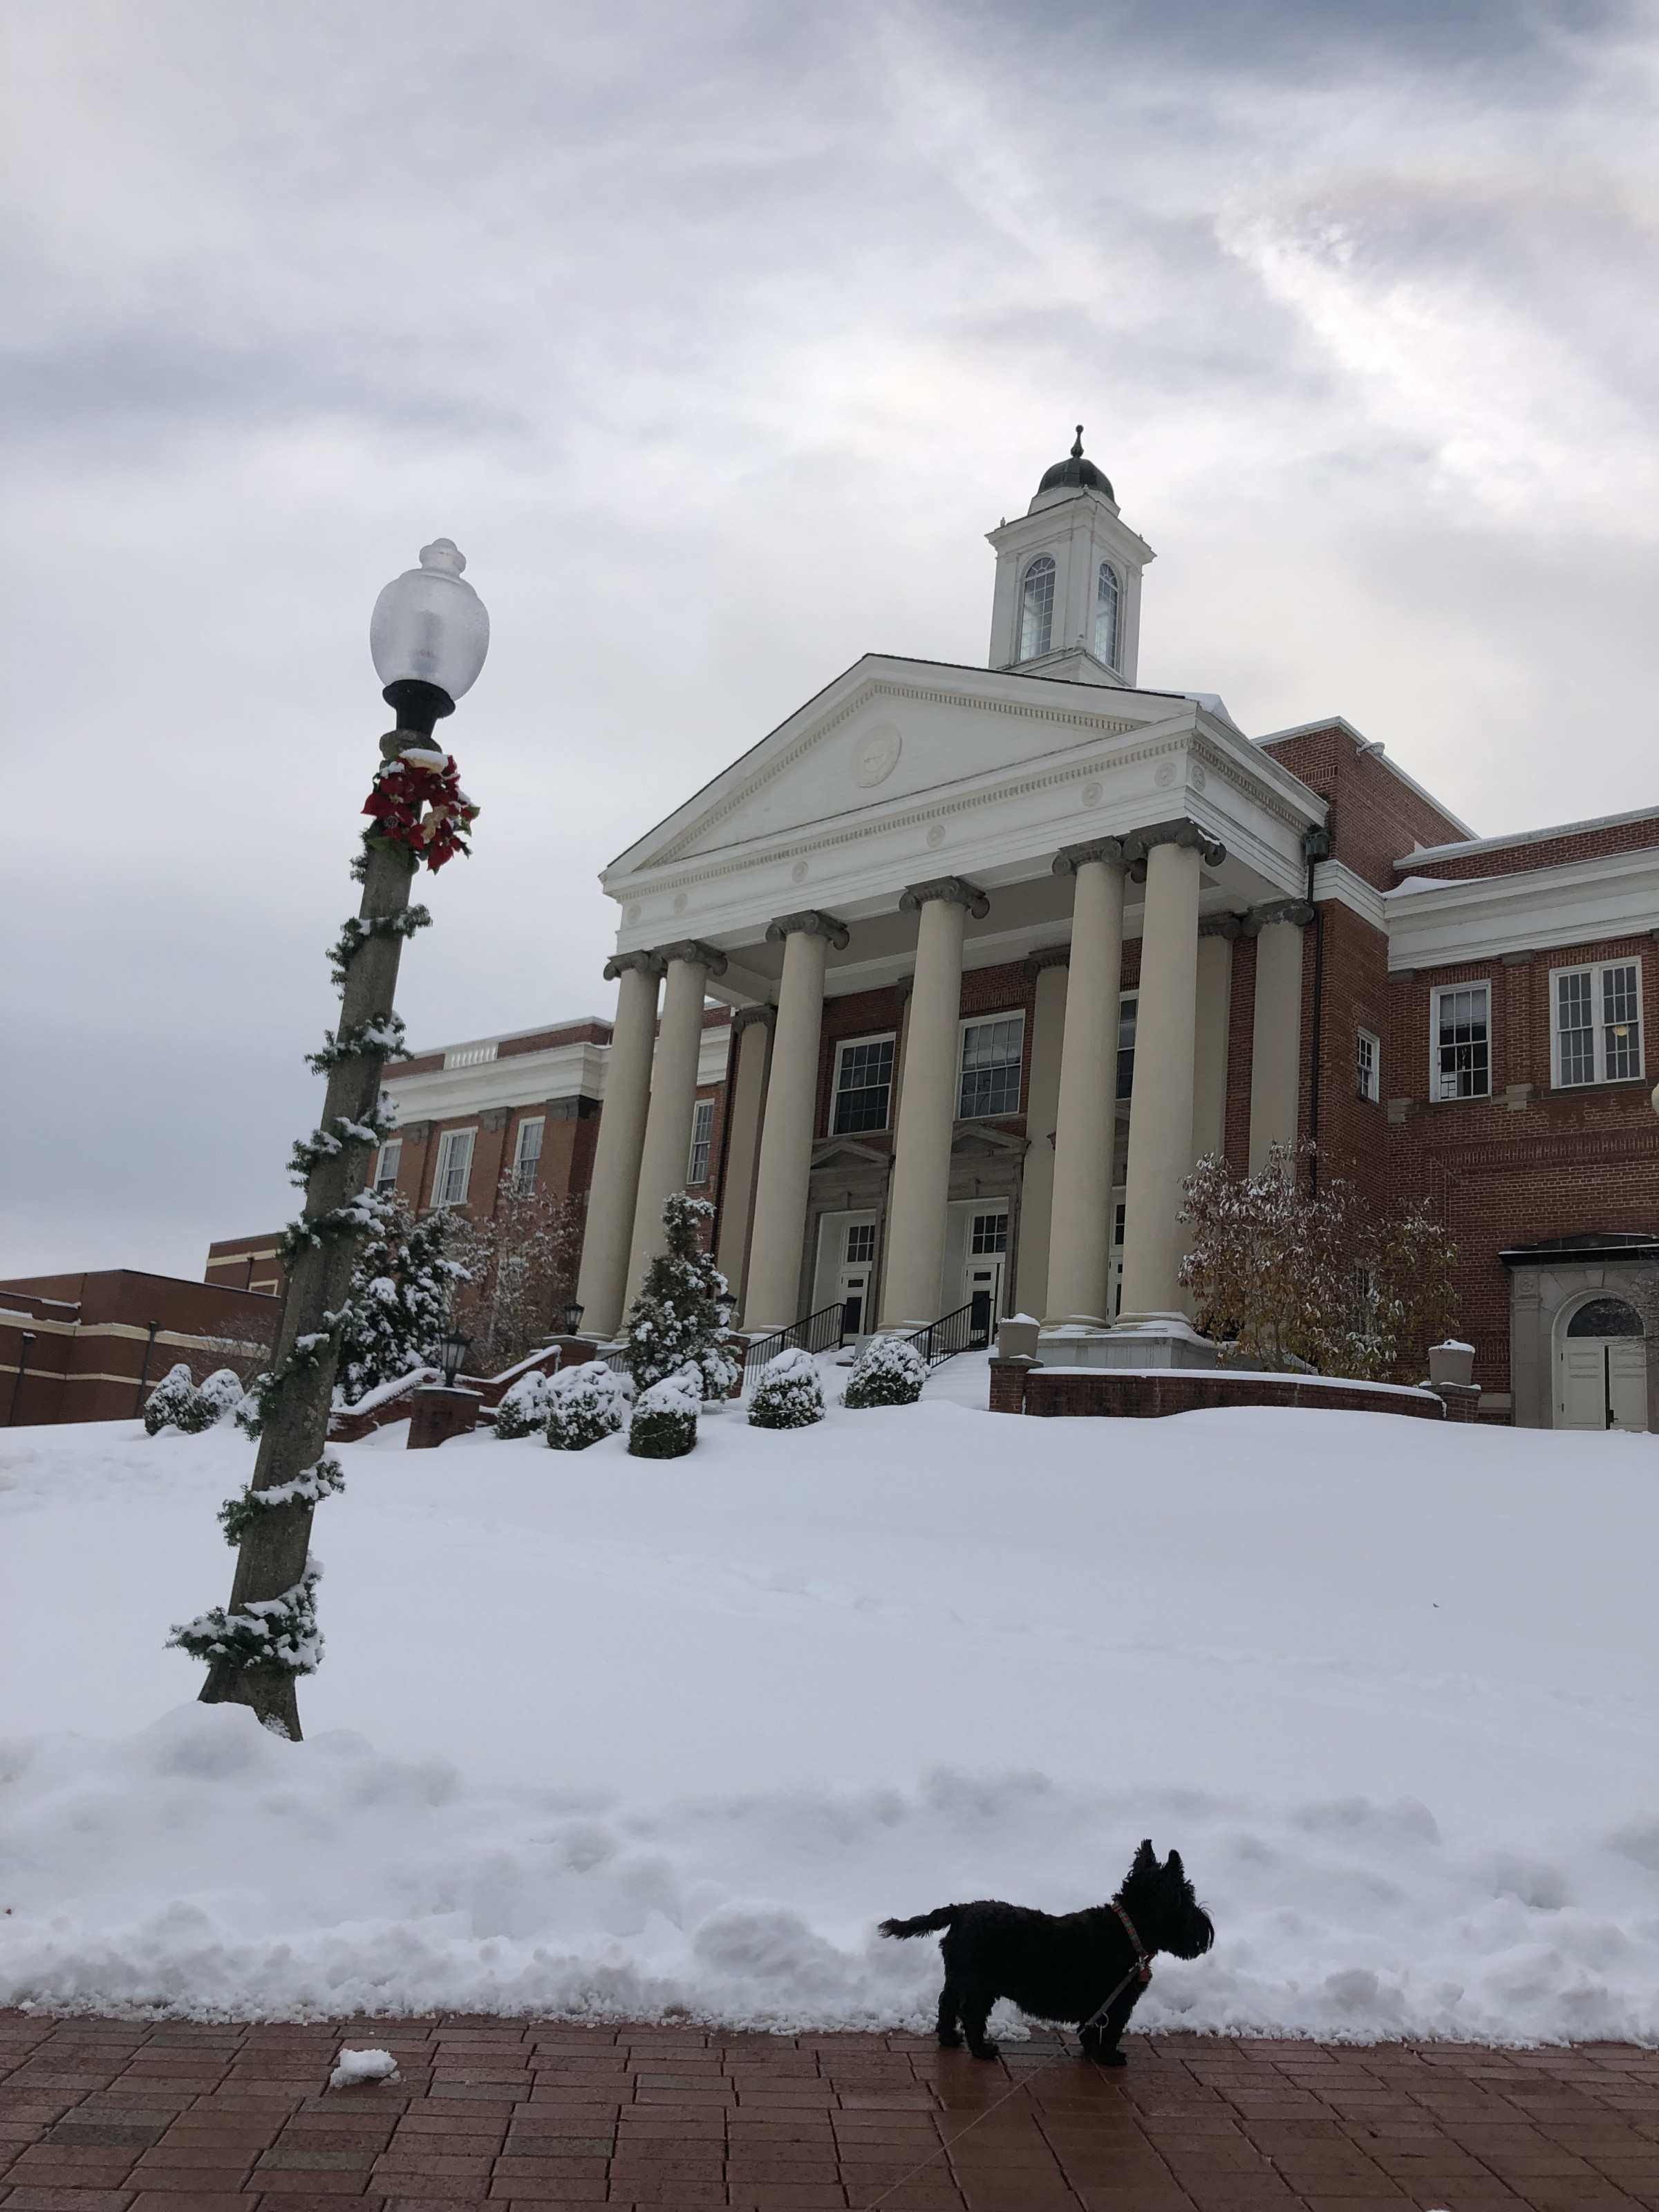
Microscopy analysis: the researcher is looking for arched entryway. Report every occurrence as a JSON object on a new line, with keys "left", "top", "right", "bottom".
{"left": 1555, "top": 1295, "right": 1649, "bottom": 1431}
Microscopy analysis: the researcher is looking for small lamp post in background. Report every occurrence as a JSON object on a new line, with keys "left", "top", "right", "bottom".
{"left": 440, "top": 1329, "right": 473, "bottom": 1388}
{"left": 181, "top": 541, "right": 489, "bottom": 1740}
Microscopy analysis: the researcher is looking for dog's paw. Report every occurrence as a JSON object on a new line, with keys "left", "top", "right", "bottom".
{"left": 1097, "top": 2048, "right": 1127, "bottom": 2068}
{"left": 968, "top": 2041, "right": 1000, "bottom": 2061}
{"left": 936, "top": 2028, "right": 962, "bottom": 2048}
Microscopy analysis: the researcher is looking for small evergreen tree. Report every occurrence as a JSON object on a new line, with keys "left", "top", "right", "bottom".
{"left": 545, "top": 1360, "right": 630, "bottom": 1450}
{"left": 842, "top": 1335, "right": 926, "bottom": 1408}
{"left": 493, "top": 1368, "right": 556, "bottom": 1438}
{"left": 625, "top": 1192, "right": 738, "bottom": 1398}
{"left": 749, "top": 1346, "right": 826, "bottom": 1430}
{"left": 144, "top": 1362, "right": 214, "bottom": 1436}
{"left": 628, "top": 1365, "right": 700, "bottom": 1458}
{"left": 335, "top": 1196, "right": 467, "bottom": 1405}
{"left": 198, "top": 1369, "right": 249, "bottom": 1426}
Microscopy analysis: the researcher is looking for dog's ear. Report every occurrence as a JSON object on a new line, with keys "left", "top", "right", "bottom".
{"left": 1165, "top": 1849, "right": 1185, "bottom": 1880}
{"left": 1132, "top": 1838, "right": 1157, "bottom": 1876}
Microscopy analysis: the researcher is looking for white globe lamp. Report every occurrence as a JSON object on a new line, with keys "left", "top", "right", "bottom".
{"left": 369, "top": 538, "right": 490, "bottom": 736}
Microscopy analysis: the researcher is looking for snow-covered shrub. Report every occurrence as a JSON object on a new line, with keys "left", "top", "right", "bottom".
{"left": 628, "top": 1365, "right": 700, "bottom": 1459}
{"left": 144, "top": 1362, "right": 215, "bottom": 1436}
{"left": 198, "top": 1368, "right": 247, "bottom": 1425}
{"left": 545, "top": 1360, "right": 630, "bottom": 1451}
{"left": 841, "top": 1335, "right": 926, "bottom": 1409}
{"left": 626, "top": 1192, "right": 739, "bottom": 1398}
{"left": 493, "top": 1368, "right": 555, "bottom": 1439}
{"left": 748, "top": 1346, "right": 825, "bottom": 1430}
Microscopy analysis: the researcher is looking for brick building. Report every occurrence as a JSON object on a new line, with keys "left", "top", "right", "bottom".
{"left": 0, "top": 1270, "right": 277, "bottom": 1427}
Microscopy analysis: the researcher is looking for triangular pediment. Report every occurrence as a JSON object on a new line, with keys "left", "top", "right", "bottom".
{"left": 810, "top": 1136, "right": 891, "bottom": 1172}
{"left": 603, "top": 654, "right": 1185, "bottom": 887}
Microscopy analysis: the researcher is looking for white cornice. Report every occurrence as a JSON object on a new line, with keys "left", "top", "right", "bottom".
{"left": 1384, "top": 847, "right": 1659, "bottom": 972}
{"left": 1402, "top": 801, "right": 1659, "bottom": 867}
{"left": 1311, "top": 860, "right": 1387, "bottom": 932}
{"left": 382, "top": 1029, "right": 732, "bottom": 1123}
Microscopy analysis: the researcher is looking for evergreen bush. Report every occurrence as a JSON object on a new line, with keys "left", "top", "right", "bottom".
{"left": 493, "top": 1368, "right": 555, "bottom": 1438}
{"left": 842, "top": 1334, "right": 926, "bottom": 1408}
{"left": 198, "top": 1368, "right": 248, "bottom": 1425}
{"left": 545, "top": 1360, "right": 630, "bottom": 1450}
{"left": 626, "top": 1192, "right": 740, "bottom": 1400}
{"left": 748, "top": 1345, "right": 826, "bottom": 1430}
{"left": 628, "top": 1365, "right": 700, "bottom": 1459}
{"left": 144, "top": 1362, "right": 215, "bottom": 1436}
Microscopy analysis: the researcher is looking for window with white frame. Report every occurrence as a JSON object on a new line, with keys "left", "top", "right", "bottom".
{"left": 1554, "top": 960, "right": 1643, "bottom": 1087}
{"left": 832, "top": 1034, "right": 895, "bottom": 1134}
{"left": 686, "top": 1096, "right": 715, "bottom": 1184}
{"left": 512, "top": 1117, "right": 544, "bottom": 1195}
{"left": 1356, "top": 1029, "right": 1380, "bottom": 1104}
{"left": 959, "top": 1013, "right": 1024, "bottom": 1118}
{"left": 969, "top": 1209, "right": 1009, "bottom": 1255}
{"left": 1094, "top": 561, "right": 1120, "bottom": 667}
{"left": 1432, "top": 984, "right": 1490, "bottom": 1100}
{"left": 845, "top": 1221, "right": 875, "bottom": 1264}
{"left": 1116, "top": 994, "right": 1138, "bottom": 1100}
{"left": 1018, "top": 555, "right": 1055, "bottom": 660}
{"left": 433, "top": 1127, "right": 476, "bottom": 1206}
{"left": 373, "top": 1138, "right": 401, "bottom": 1195}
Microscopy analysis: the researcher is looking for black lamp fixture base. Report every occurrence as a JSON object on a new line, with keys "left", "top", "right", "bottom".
{"left": 382, "top": 678, "right": 456, "bottom": 739}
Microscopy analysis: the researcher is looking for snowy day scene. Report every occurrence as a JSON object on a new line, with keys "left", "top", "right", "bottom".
{"left": 5, "top": 2, "right": 1659, "bottom": 2209}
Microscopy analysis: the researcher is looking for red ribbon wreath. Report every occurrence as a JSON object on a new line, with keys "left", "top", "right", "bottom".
{"left": 362, "top": 749, "right": 480, "bottom": 872}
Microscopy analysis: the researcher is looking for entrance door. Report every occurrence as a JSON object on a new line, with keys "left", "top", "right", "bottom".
{"left": 1558, "top": 1296, "right": 1649, "bottom": 1430}
{"left": 962, "top": 1208, "right": 1008, "bottom": 1345}
{"left": 836, "top": 1219, "right": 877, "bottom": 1339}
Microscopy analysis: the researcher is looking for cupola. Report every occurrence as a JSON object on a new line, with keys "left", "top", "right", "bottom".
{"left": 985, "top": 427, "right": 1154, "bottom": 688}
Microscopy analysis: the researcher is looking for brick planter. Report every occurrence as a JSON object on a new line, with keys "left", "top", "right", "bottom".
{"left": 990, "top": 1359, "right": 1444, "bottom": 1420}
{"left": 406, "top": 1385, "right": 484, "bottom": 1449}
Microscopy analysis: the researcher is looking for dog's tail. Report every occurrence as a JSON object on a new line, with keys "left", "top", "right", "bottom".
{"left": 879, "top": 1906, "right": 958, "bottom": 1940}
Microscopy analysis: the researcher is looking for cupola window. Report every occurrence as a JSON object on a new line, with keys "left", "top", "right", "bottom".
{"left": 1018, "top": 556, "right": 1055, "bottom": 661}
{"left": 1094, "top": 561, "right": 1120, "bottom": 668}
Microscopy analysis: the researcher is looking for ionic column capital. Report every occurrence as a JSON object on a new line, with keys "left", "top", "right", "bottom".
{"left": 899, "top": 874, "right": 989, "bottom": 918}
{"left": 1024, "top": 944, "right": 1072, "bottom": 977}
{"left": 603, "top": 948, "right": 665, "bottom": 982}
{"left": 658, "top": 938, "right": 729, "bottom": 977}
{"left": 732, "top": 1004, "right": 777, "bottom": 1034}
{"left": 1120, "top": 818, "right": 1227, "bottom": 871}
{"left": 765, "top": 908, "right": 850, "bottom": 950}
{"left": 1237, "top": 897, "right": 1315, "bottom": 936}
{"left": 1051, "top": 838, "right": 1125, "bottom": 876}
{"left": 1198, "top": 913, "right": 1243, "bottom": 940}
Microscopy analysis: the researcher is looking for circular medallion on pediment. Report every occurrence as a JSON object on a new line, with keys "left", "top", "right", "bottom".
{"left": 926, "top": 823, "right": 946, "bottom": 849}
{"left": 1191, "top": 764, "right": 1207, "bottom": 791}
{"left": 1154, "top": 760, "right": 1177, "bottom": 789}
{"left": 849, "top": 722, "right": 902, "bottom": 787}
{"left": 1080, "top": 781, "right": 1103, "bottom": 809}
{"left": 791, "top": 859, "right": 809, "bottom": 883}
{"left": 673, "top": 892, "right": 688, "bottom": 915}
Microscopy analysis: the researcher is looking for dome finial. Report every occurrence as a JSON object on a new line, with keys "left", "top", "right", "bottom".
{"left": 1070, "top": 424, "right": 1085, "bottom": 460}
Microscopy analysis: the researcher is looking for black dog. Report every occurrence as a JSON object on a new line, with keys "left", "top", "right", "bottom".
{"left": 880, "top": 1839, "right": 1213, "bottom": 2065}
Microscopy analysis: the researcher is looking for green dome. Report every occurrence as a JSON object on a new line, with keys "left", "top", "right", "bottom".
{"left": 1038, "top": 425, "right": 1112, "bottom": 500}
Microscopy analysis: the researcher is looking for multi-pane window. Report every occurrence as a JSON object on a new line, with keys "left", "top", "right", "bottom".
{"left": 1094, "top": 562, "right": 1119, "bottom": 667}
{"left": 1356, "top": 1029, "right": 1380, "bottom": 1104}
{"left": 373, "top": 1138, "right": 401, "bottom": 1195}
{"left": 845, "top": 1222, "right": 875, "bottom": 1264}
{"left": 1019, "top": 556, "right": 1055, "bottom": 660}
{"left": 1116, "top": 995, "right": 1138, "bottom": 1100}
{"left": 1555, "top": 962, "right": 1643, "bottom": 1087}
{"left": 832, "top": 1035, "right": 895, "bottom": 1134}
{"left": 686, "top": 1096, "right": 715, "bottom": 1184}
{"left": 433, "top": 1127, "right": 476, "bottom": 1206}
{"left": 512, "top": 1118, "right": 544, "bottom": 1195}
{"left": 1433, "top": 985, "right": 1490, "bottom": 1100}
{"left": 959, "top": 1015, "right": 1024, "bottom": 1118}
{"left": 970, "top": 1210, "right": 1009, "bottom": 1255}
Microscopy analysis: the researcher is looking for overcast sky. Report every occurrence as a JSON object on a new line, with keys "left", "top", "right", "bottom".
{"left": 5, "top": 0, "right": 1658, "bottom": 1282}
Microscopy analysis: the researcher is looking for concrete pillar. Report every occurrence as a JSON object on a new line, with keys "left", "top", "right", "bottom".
{"left": 1043, "top": 847, "right": 1127, "bottom": 1325}
{"left": 1191, "top": 928, "right": 1235, "bottom": 1169}
{"left": 1015, "top": 951, "right": 1069, "bottom": 1321}
{"left": 742, "top": 911, "right": 847, "bottom": 1329}
{"left": 879, "top": 877, "right": 987, "bottom": 1329}
{"left": 713, "top": 1007, "right": 774, "bottom": 1309}
{"left": 1248, "top": 916, "right": 1306, "bottom": 1173}
{"left": 1119, "top": 838, "right": 1204, "bottom": 1320}
{"left": 625, "top": 940, "right": 727, "bottom": 1307}
{"left": 574, "top": 954, "right": 661, "bottom": 1340}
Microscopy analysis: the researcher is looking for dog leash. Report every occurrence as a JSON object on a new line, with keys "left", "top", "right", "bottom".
{"left": 858, "top": 1951, "right": 1150, "bottom": 2212}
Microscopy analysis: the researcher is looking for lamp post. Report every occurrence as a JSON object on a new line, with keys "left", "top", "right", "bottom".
{"left": 188, "top": 541, "right": 488, "bottom": 1742}
{"left": 440, "top": 1329, "right": 473, "bottom": 1389}
{"left": 563, "top": 1300, "right": 585, "bottom": 1338}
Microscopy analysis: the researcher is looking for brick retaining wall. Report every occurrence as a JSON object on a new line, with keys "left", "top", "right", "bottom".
{"left": 990, "top": 1360, "right": 1445, "bottom": 1420}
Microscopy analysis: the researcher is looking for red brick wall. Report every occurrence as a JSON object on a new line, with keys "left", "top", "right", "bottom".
{"left": 1260, "top": 724, "right": 1470, "bottom": 889}
{"left": 1399, "top": 815, "right": 1659, "bottom": 881}
{"left": 1223, "top": 932, "right": 1257, "bottom": 1175}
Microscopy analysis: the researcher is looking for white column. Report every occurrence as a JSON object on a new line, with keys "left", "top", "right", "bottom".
{"left": 625, "top": 941, "right": 727, "bottom": 1307}
{"left": 1191, "top": 928, "right": 1235, "bottom": 1170}
{"left": 1119, "top": 836, "right": 1205, "bottom": 1321}
{"left": 574, "top": 955, "right": 660, "bottom": 1340}
{"left": 742, "top": 912, "right": 847, "bottom": 1329}
{"left": 879, "top": 878, "right": 986, "bottom": 1329}
{"left": 1043, "top": 847, "right": 1127, "bottom": 1326}
{"left": 1248, "top": 914, "right": 1306, "bottom": 1173}
{"left": 1014, "top": 953, "right": 1068, "bottom": 1322}
{"left": 713, "top": 1008, "right": 774, "bottom": 1309}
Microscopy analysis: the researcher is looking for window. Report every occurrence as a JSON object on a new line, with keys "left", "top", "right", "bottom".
{"left": 512, "top": 1118, "right": 544, "bottom": 1195}
{"left": 845, "top": 1222, "right": 875, "bottom": 1264}
{"left": 1554, "top": 961, "right": 1642, "bottom": 1088}
{"left": 970, "top": 1210, "right": 1008, "bottom": 1255}
{"left": 686, "top": 1097, "right": 715, "bottom": 1185}
{"left": 832, "top": 1034, "right": 895, "bottom": 1134}
{"left": 1018, "top": 555, "right": 1055, "bottom": 660}
{"left": 433, "top": 1127, "right": 476, "bottom": 1206}
{"left": 1094, "top": 562, "right": 1119, "bottom": 667}
{"left": 1432, "top": 984, "right": 1490, "bottom": 1100}
{"left": 1356, "top": 1029, "right": 1380, "bottom": 1104}
{"left": 373, "top": 1138, "right": 401, "bottom": 1196}
{"left": 1116, "top": 994, "right": 1138, "bottom": 1100}
{"left": 959, "top": 1014, "right": 1024, "bottom": 1118}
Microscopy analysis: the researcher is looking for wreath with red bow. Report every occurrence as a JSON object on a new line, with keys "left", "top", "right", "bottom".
{"left": 362, "top": 749, "right": 479, "bottom": 872}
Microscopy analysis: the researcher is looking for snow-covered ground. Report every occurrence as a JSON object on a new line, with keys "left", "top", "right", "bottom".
{"left": 2, "top": 1361, "right": 1657, "bottom": 2044}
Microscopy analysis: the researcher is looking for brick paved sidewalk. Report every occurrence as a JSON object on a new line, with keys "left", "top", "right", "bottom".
{"left": 3, "top": 2012, "right": 1658, "bottom": 2212}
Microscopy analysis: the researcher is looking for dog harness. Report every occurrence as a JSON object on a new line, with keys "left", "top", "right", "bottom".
{"left": 1110, "top": 1900, "right": 1154, "bottom": 1985}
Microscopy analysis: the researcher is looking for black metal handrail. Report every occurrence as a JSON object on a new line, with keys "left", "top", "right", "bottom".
{"left": 742, "top": 1301, "right": 847, "bottom": 1387}
{"left": 900, "top": 1291, "right": 995, "bottom": 1368}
